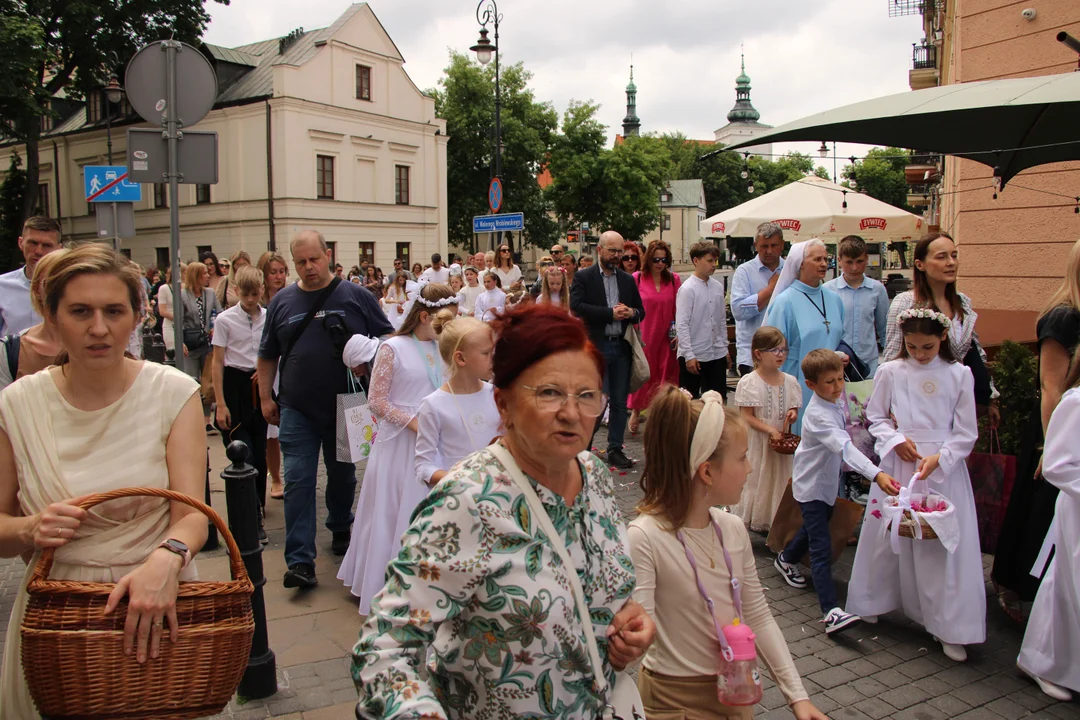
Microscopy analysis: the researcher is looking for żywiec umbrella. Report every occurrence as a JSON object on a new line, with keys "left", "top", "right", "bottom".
{"left": 699, "top": 176, "right": 924, "bottom": 241}
{"left": 724, "top": 72, "right": 1080, "bottom": 188}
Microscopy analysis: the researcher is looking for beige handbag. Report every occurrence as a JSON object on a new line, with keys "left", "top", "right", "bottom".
{"left": 624, "top": 323, "right": 650, "bottom": 394}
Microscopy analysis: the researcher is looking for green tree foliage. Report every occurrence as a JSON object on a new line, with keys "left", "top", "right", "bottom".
{"left": 842, "top": 147, "right": 914, "bottom": 266}
{"left": 601, "top": 136, "right": 669, "bottom": 242}
{"left": 0, "top": 0, "right": 228, "bottom": 222}
{"left": 430, "top": 52, "right": 558, "bottom": 251}
{"left": 976, "top": 340, "right": 1038, "bottom": 455}
{"left": 0, "top": 153, "right": 28, "bottom": 271}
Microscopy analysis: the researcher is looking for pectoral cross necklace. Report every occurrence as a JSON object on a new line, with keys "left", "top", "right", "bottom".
{"left": 798, "top": 290, "right": 830, "bottom": 332}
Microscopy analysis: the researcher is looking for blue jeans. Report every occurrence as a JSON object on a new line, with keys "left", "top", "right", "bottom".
{"left": 781, "top": 500, "right": 837, "bottom": 615}
{"left": 597, "top": 338, "right": 631, "bottom": 453}
{"left": 278, "top": 407, "right": 357, "bottom": 568}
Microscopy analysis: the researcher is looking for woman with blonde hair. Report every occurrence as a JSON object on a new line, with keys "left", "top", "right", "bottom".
{"left": 0, "top": 244, "right": 208, "bottom": 718}
{"left": 216, "top": 250, "right": 252, "bottom": 309}
{"left": 256, "top": 251, "right": 288, "bottom": 499}
{"left": 181, "top": 261, "right": 222, "bottom": 431}
{"left": 993, "top": 238, "right": 1080, "bottom": 620}
{"left": 0, "top": 249, "right": 68, "bottom": 390}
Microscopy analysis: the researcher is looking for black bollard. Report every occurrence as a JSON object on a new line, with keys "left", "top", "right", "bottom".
{"left": 143, "top": 326, "right": 166, "bottom": 364}
{"left": 222, "top": 440, "right": 278, "bottom": 700}
{"left": 204, "top": 450, "right": 220, "bottom": 551}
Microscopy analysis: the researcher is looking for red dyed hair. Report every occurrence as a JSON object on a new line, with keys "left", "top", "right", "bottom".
{"left": 622, "top": 241, "right": 642, "bottom": 261}
{"left": 489, "top": 303, "right": 604, "bottom": 390}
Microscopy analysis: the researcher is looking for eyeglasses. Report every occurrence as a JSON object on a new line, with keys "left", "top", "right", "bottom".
{"left": 521, "top": 384, "right": 607, "bottom": 417}
{"left": 651, "top": 256, "right": 670, "bottom": 265}
{"left": 763, "top": 346, "right": 789, "bottom": 357}
{"left": 621, "top": 255, "right": 639, "bottom": 263}
{"left": 500, "top": 248, "right": 510, "bottom": 253}
{"left": 551, "top": 250, "right": 563, "bottom": 256}
{"left": 219, "top": 263, "right": 229, "bottom": 271}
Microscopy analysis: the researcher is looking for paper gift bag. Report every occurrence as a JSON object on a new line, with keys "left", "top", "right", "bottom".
{"left": 842, "top": 378, "right": 878, "bottom": 467}
{"left": 767, "top": 479, "right": 865, "bottom": 565}
{"left": 966, "top": 430, "right": 1016, "bottom": 554}
{"left": 336, "top": 372, "right": 377, "bottom": 463}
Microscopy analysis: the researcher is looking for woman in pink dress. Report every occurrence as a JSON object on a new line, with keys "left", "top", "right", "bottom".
{"left": 628, "top": 239, "right": 681, "bottom": 435}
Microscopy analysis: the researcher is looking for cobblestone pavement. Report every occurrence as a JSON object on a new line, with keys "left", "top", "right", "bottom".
{"left": 1, "top": 421, "right": 1078, "bottom": 719}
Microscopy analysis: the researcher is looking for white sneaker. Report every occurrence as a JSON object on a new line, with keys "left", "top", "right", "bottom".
{"left": 823, "top": 607, "right": 861, "bottom": 636}
{"left": 1019, "top": 664, "right": 1073, "bottom": 702}
{"left": 774, "top": 555, "right": 807, "bottom": 589}
{"left": 937, "top": 639, "right": 967, "bottom": 662}
{"left": 861, "top": 615, "right": 879, "bottom": 624}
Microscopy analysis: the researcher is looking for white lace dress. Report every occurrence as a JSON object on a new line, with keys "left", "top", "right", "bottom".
{"left": 732, "top": 370, "right": 803, "bottom": 531}
{"left": 337, "top": 334, "right": 444, "bottom": 615}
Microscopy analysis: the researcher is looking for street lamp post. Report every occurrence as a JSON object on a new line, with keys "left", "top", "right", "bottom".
{"left": 104, "top": 75, "right": 125, "bottom": 250}
{"left": 471, "top": 0, "right": 501, "bottom": 251}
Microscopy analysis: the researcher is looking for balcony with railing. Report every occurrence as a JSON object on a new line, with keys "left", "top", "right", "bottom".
{"left": 909, "top": 42, "right": 939, "bottom": 91}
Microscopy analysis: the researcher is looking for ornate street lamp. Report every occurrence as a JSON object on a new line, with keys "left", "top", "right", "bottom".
{"left": 470, "top": 1, "right": 501, "bottom": 185}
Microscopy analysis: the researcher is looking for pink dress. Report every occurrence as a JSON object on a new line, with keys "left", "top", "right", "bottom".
{"left": 628, "top": 271, "right": 682, "bottom": 410}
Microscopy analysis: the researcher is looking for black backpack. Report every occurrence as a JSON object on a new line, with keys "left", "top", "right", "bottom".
{"left": 3, "top": 333, "right": 20, "bottom": 378}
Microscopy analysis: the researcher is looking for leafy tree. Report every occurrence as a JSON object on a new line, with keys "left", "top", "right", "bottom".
{"left": 0, "top": 152, "right": 27, "bottom": 270}
{"left": 842, "top": 147, "right": 914, "bottom": 266}
{"left": 0, "top": 0, "right": 229, "bottom": 223}
{"left": 602, "top": 136, "right": 669, "bottom": 241}
{"left": 545, "top": 100, "right": 607, "bottom": 231}
{"left": 430, "top": 51, "right": 558, "bottom": 252}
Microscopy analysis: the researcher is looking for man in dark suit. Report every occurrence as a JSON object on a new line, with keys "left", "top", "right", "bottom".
{"left": 570, "top": 230, "right": 645, "bottom": 469}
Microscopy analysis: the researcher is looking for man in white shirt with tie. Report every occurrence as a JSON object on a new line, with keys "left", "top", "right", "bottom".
{"left": 0, "top": 216, "right": 62, "bottom": 336}
{"left": 675, "top": 241, "right": 729, "bottom": 400}
{"left": 730, "top": 222, "right": 785, "bottom": 376}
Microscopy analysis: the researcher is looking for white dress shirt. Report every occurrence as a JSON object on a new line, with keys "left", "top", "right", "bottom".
{"left": 730, "top": 256, "right": 784, "bottom": 368}
{"left": 420, "top": 266, "right": 451, "bottom": 285}
{"left": 211, "top": 304, "right": 266, "bottom": 371}
{"left": 793, "top": 392, "right": 882, "bottom": 505}
{"left": 675, "top": 273, "right": 728, "bottom": 363}
{"left": 457, "top": 284, "right": 484, "bottom": 315}
{"left": 0, "top": 267, "right": 37, "bottom": 336}
{"left": 824, "top": 274, "right": 889, "bottom": 376}
{"left": 473, "top": 288, "right": 507, "bottom": 322}
{"left": 494, "top": 265, "right": 522, "bottom": 288}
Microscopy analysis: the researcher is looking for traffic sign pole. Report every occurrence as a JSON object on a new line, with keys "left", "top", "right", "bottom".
{"left": 164, "top": 40, "right": 184, "bottom": 368}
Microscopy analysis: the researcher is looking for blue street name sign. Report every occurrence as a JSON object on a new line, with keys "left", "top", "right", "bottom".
{"left": 473, "top": 212, "right": 524, "bottom": 233}
{"left": 84, "top": 165, "right": 143, "bottom": 203}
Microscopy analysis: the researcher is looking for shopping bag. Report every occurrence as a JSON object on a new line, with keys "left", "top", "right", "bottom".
{"left": 841, "top": 377, "right": 878, "bottom": 466}
{"left": 624, "top": 322, "right": 650, "bottom": 394}
{"left": 766, "top": 479, "right": 865, "bottom": 565}
{"left": 336, "top": 372, "right": 377, "bottom": 463}
{"left": 966, "top": 429, "right": 1016, "bottom": 554}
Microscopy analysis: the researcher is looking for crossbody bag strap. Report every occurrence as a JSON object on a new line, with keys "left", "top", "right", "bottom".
{"left": 278, "top": 276, "right": 341, "bottom": 375}
{"left": 486, "top": 443, "right": 612, "bottom": 702}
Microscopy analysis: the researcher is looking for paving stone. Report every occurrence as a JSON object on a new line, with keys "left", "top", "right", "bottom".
{"left": 814, "top": 643, "right": 864, "bottom": 665}
{"left": 864, "top": 650, "right": 906, "bottom": 670}
{"left": 869, "top": 667, "right": 911, "bottom": 689}
{"left": 879, "top": 683, "right": 931, "bottom": 710}
{"left": 829, "top": 708, "right": 875, "bottom": 720}
{"left": 823, "top": 683, "right": 866, "bottom": 707}
{"left": 951, "top": 676, "right": 1009, "bottom": 706}
{"left": 807, "top": 666, "right": 860, "bottom": 690}
{"left": 759, "top": 686, "right": 787, "bottom": 711}
{"left": 794, "top": 654, "right": 830, "bottom": 676}
{"left": 895, "top": 656, "right": 946, "bottom": 680}
{"left": 850, "top": 676, "right": 890, "bottom": 698}
{"left": 1045, "top": 703, "right": 1080, "bottom": 720}
{"left": 985, "top": 695, "right": 1033, "bottom": 718}
{"left": 808, "top": 692, "right": 841, "bottom": 714}
{"left": 952, "top": 708, "right": 1009, "bottom": 719}
{"left": 892, "top": 702, "right": 950, "bottom": 720}
{"left": 935, "top": 663, "right": 988, "bottom": 688}
{"left": 839, "top": 657, "right": 880, "bottom": 678}
{"left": 853, "top": 696, "right": 898, "bottom": 719}
{"left": 928, "top": 693, "right": 974, "bottom": 716}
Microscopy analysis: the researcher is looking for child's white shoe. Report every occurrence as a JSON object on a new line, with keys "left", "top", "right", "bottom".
{"left": 935, "top": 638, "right": 967, "bottom": 662}
{"left": 1019, "top": 664, "right": 1073, "bottom": 702}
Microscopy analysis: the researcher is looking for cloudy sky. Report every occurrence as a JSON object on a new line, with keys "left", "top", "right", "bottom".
{"left": 202, "top": 0, "right": 926, "bottom": 175}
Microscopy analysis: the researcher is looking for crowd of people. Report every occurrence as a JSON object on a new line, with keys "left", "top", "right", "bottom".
{"left": 0, "top": 215, "right": 1076, "bottom": 718}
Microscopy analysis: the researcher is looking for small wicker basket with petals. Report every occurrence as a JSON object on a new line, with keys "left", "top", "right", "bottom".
{"left": 21, "top": 487, "right": 254, "bottom": 720}
{"left": 769, "top": 432, "right": 801, "bottom": 455}
{"left": 894, "top": 510, "right": 940, "bottom": 540}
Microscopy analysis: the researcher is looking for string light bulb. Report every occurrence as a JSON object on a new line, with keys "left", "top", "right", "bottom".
{"left": 747, "top": 183, "right": 755, "bottom": 193}
{"left": 842, "top": 191, "right": 848, "bottom": 213}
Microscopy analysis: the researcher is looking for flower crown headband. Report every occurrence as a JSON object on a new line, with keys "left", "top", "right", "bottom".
{"left": 416, "top": 294, "right": 458, "bottom": 308}
{"left": 897, "top": 307, "right": 950, "bottom": 330}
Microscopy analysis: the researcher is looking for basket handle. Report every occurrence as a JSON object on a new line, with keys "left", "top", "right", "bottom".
{"left": 31, "top": 487, "right": 248, "bottom": 585}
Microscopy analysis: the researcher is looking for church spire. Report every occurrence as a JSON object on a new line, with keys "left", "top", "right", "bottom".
{"left": 727, "top": 49, "right": 761, "bottom": 123}
{"left": 622, "top": 63, "right": 641, "bottom": 137}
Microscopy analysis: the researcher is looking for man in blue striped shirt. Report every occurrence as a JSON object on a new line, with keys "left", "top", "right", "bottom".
{"left": 730, "top": 222, "right": 785, "bottom": 375}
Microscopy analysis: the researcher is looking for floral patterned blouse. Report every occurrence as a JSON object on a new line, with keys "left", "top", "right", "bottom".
{"left": 352, "top": 446, "right": 637, "bottom": 720}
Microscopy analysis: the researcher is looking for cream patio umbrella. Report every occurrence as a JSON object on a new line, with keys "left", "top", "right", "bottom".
{"left": 698, "top": 176, "right": 925, "bottom": 242}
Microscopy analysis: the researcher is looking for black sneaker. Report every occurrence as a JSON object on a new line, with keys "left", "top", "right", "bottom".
{"left": 283, "top": 563, "right": 317, "bottom": 589}
{"left": 607, "top": 449, "right": 634, "bottom": 470}
{"left": 331, "top": 530, "right": 351, "bottom": 556}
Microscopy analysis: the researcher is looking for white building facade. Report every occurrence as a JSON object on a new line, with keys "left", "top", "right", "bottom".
{"left": 1, "top": 3, "right": 448, "bottom": 273}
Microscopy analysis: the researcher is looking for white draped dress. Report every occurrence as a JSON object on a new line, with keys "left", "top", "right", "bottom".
{"left": 845, "top": 356, "right": 985, "bottom": 645}
{"left": 338, "top": 334, "right": 442, "bottom": 616}
{"left": 1018, "top": 388, "right": 1080, "bottom": 691}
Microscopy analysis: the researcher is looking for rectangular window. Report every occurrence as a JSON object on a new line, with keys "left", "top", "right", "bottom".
{"left": 156, "top": 247, "right": 170, "bottom": 271}
{"left": 662, "top": 214, "right": 671, "bottom": 231}
{"left": 316, "top": 155, "right": 335, "bottom": 200}
{"left": 40, "top": 113, "right": 53, "bottom": 133}
{"left": 356, "top": 64, "right": 372, "bottom": 101}
{"left": 36, "top": 184, "right": 49, "bottom": 217}
{"left": 196, "top": 184, "right": 211, "bottom": 204}
{"left": 86, "top": 91, "right": 105, "bottom": 124}
{"left": 196, "top": 245, "right": 213, "bottom": 259}
{"left": 119, "top": 248, "right": 132, "bottom": 259}
{"left": 395, "top": 165, "right": 410, "bottom": 205}
{"left": 154, "top": 183, "right": 168, "bottom": 209}
{"left": 358, "top": 242, "right": 375, "bottom": 267}
{"left": 395, "top": 242, "right": 410, "bottom": 268}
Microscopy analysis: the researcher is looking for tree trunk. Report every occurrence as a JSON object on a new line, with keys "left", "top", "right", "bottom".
{"left": 22, "top": 132, "right": 40, "bottom": 222}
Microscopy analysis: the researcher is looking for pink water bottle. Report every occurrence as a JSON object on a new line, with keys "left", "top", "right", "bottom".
{"left": 717, "top": 619, "right": 763, "bottom": 706}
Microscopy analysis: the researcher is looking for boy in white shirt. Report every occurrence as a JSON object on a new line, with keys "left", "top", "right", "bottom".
{"left": 773, "top": 349, "right": 898, "bottom": 635}
{"left": 212, "top": 265, "right": 269, "bottom": 543}
{"left": 675, "top": 241, "right": 729, "bottom": 400}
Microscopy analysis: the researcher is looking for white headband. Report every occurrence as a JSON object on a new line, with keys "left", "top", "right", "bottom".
{"left": 416, "top": 294, "right": 457, "bottom": 308}
{"left": 688, "top": 390, "right": 727, "bottom": 472}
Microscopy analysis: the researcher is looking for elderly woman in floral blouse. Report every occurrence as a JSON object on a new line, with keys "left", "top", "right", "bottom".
{"left": 353, "top": 303, "right": 655, "bottom": 719}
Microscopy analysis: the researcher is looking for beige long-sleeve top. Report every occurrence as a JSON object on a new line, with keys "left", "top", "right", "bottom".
{"left": 629, "top": 508, "right": 809, "bottom": 705}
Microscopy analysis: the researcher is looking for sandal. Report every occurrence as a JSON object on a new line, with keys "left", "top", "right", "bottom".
{"left": 628, "top": 412, "right": 640, "bottom": 436}
{"left": 994, "top": 581, "right": 1025, "bottom": 623}
{"left": 270, "top": 480, "right": 285, "bottom": 500}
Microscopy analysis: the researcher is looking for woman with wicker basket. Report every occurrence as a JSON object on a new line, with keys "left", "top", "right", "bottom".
{"left": 845, "top": 308, "right": 983, "bottom": 663}
{"left": 0, "top": 244, "right": 209, "bottom": 718}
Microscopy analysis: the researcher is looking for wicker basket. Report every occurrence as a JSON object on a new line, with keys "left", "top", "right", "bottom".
{"left": 21, "top": 487, "right": 255, "bottom": 720}
{"left": 894, "top": 510, "right": 940, "bottom": 541}
{"left": 769, "top": 432, "right": 801, "bottom": 455}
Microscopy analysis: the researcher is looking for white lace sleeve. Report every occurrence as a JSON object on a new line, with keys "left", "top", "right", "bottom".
{"left": 368, "top": 345, "right": 413, "bottom": 428}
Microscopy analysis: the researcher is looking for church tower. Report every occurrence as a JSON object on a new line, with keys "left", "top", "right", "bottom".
{"left": 713, "top": 51, "right": 773, "bottom": 157}
{"left": 622, "top": 65, "right": 641, "bottom": 137}
{"left": 726, "top": 53, "right": 761, "bottom": 124}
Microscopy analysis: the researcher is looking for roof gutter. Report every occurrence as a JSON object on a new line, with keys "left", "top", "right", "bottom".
{"left": 265, "top": 98, "right": 276, "bottom": 251}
